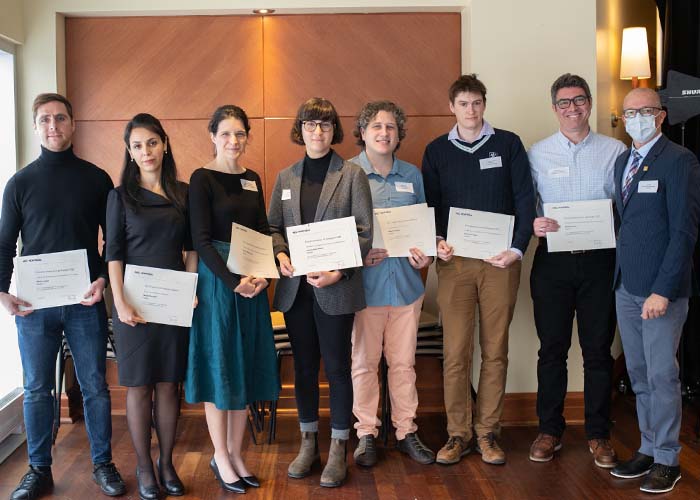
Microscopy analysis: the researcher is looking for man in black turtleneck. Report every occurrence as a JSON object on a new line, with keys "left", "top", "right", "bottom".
{"left": 0, "top": 93, "right": 125, "bottom": 500}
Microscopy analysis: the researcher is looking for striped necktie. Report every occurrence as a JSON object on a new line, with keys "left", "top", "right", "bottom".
{"left": 622, "top": 151, "right": 642, "bottom": 204}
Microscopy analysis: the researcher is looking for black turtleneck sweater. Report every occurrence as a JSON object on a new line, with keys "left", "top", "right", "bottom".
{"left": 0, "top": 146, "right": 114, "bottom": 293}
{"left": 300, "top": 150, "right": 332, "bottom": 223}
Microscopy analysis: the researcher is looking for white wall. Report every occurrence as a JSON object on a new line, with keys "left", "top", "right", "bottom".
{"left": 7, "top": 0, "right": 610, "bottom": 393}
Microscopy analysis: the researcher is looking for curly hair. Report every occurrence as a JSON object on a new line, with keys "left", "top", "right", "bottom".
{"left": 353, "top": 101, "right": 407, "bottom": 151}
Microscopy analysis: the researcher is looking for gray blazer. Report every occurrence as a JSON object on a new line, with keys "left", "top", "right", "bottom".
{"left": 268, "top": 152, "right": 373, "bottom": 315}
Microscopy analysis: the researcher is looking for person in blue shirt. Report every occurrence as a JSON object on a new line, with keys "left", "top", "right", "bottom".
{"left": 349, "top": 101, "right": 434, "bottom": 467}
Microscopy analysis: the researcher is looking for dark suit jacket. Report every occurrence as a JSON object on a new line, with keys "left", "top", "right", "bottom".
{"left": 614, "top": 134, "right": 700, "bottom": 299}
{"left": 268, "top": 152, "right": 373, "bottom": 315}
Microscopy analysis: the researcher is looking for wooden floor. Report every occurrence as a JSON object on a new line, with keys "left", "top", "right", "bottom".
{"left": 1, "top": 396, "right": 699, "bottom": 499}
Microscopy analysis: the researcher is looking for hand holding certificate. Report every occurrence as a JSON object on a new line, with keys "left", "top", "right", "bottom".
{"left": 543, "top": 199, "right": 616, "bottom": 252}
{"left": 226, "top": 223, "right": 280, "bottom": 279}
{"left": 123, "top": 265, "right": 198, "bottom": 327}
{"left": 15, "top": 249, "right": 91, "bottom": 311}
{"left": 287, "top": 216, "right": 363, "bottom": 276}
{"left": 446, "top": 208, "right": 514, "bottom": 260}
{"left": 372, "top": 203, "right": 437, "bottom": 257}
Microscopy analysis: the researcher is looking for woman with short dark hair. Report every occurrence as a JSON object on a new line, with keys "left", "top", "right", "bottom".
{"left": 268, "top": 97, "right": 372, "bottom": 488}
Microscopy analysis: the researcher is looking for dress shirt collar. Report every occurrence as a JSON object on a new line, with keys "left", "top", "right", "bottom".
{"left": 447, "top": 120, "right": 495, "bottom": 143}
{"left": 356, "top": 149, "right": 403, "bottom": 178}
{"left": 631, "top": 133, "right": 663, "bottom": 160}
{"left": 555, "top": 129, "right": 593, "bottom": 149}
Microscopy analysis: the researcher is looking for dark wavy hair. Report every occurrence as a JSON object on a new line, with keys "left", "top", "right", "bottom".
{"left": 208, "top": 104, "right": 251, "bottom": 136}
{"left": 353, "top": 100, "right": 407, "bottom": 151}
{"left": 449, "top": 74, "right": 487, "bottom": 104}
{"left": 121, "top": 113, "right": 185, "bottom": 212}
{"left": 290, "top": 97, "right": 344, "bottom": 145}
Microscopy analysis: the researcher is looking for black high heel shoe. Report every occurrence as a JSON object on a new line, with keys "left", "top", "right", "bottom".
{"left": 239, "top": 475, "right": 260, "bottom": 488}
{"left": 156, "top": 458, "right": 184, "bottom": 496}
{"left": 136, "top": 467, "right": 161, "bottom": 500}
{"left": 209, "top": 458, "right": 246, "bottom": 494}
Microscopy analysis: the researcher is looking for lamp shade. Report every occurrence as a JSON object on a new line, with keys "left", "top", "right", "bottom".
{"left": 620, "top": 27, "right": 651, "bottom": 80}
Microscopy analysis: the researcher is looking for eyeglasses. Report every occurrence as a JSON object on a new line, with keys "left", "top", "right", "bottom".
{"left": 622, "top": 107, "right": 662, "bottom": 119}
{"left": 555, "top": 95, "right": 589, "bottom": 109}
{"left": 302, "top": 120, "right": 333, "bottom": 132}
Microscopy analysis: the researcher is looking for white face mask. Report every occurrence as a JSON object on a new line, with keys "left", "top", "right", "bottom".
{"left": 625, "top": 114, "right": 658, "bottom": 144}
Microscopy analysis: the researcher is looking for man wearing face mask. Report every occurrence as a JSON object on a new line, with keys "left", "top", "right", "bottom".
{"left": 610, "top": 88, "right": 700, "bottom": 494}
{"left": 528, "top": 74, "right": 626, "bottom": 468}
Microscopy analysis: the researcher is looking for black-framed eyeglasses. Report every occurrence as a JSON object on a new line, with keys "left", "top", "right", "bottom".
{"left": 622, "top": 107, "right": 662, "bottom": 119}
{"left": 302, "top": 120, "right": 333, "bottom": 132}
{"left": 555, "top": 95, "right": 589, "bottom": 109}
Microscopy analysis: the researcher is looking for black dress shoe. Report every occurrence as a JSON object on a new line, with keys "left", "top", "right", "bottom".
{"left": 209, "top": 458, "right": 246, "bottom": 494}
{"left": 92, "top": 462, "right": 127, "bottom": 496}
{"left": 239, "top": 475, "right": 260, "bottom": 488}
{"left": 136, "top": 468, "right": 161, "bottom": 500}
{"left": 397, "top": 432, "right": 436, "bottom": 465}
{"left": 640, "top": 464, "right": 681, "bottom": 493}
{"left": 353, "top": 434, "right": 378, "bottom": 467}
{"left": 11, "top": 466, "right": 53, "bottom": 500}
{"left": 157, "top": 458, "right": 185, "bottom": 496}
{"left": 610, "top": 452, "right": 654, "bottom": 479}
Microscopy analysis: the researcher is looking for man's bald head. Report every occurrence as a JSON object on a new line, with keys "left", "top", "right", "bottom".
{"left": 623, "top": 88, "right": 662, "bottom": 110}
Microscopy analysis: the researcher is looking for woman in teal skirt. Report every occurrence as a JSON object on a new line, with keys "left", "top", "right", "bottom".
{"left": 185, "top": 105, "right": 279, "bottom": 493}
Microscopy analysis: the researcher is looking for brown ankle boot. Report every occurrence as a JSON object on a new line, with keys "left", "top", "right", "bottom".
{"left": 320, "top": 438, "right": 347, "bottom": 488}
{"left": 288, "top": 432, "right": 320, "bottom": 479}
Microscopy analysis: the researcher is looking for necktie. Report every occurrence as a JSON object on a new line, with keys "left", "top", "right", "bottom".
{"left": 622, "top": 151, "right": 642, "bottom": 204}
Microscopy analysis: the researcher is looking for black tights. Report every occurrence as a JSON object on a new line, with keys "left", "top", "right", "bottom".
{"left": 126, "top": 383, "right": 180, "bottom": 486}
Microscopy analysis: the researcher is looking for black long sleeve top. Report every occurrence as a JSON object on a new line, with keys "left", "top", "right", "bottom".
{"left": 188, "top": 167, "right": 269, "bottom": 291}
{"left": 300, "top": 151, "right": 332, "bottom": 224}
{"left": 0, "top": 146, "right": 114, "bottom": 293}
{"left": 421, "top": 129, "right": 535, "bottom": 253}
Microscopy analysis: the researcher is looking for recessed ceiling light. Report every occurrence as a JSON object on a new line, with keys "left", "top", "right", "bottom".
{"left": 253, "top": 9, "right": 275, "bottom": 14}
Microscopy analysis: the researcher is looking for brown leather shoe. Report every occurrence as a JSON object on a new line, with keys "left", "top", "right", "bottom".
{"left": 529, "top": 433, "right": 562, "bottom": 462}
{"left": 588, "top": 438, "right": 618, "bottom": 468}
{"left": 476, "top": 433, "right": 506, "bottom": 465}
{"left": 436, "top": 436, "right": 471, "bottom": 465}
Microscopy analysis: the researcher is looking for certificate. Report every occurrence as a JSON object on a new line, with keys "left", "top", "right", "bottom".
{"left": 287, "top": 216, "right": 363, "bottom": 276}
{"left": 446, "top": 208, "right": 514, "bottom": 259}
{"left": 15, "top": 249, "right": 91, "bottom": 311}
{"left": 372, "top": 203, "right": 437, "bottom": 257}
{"left": 543, "top": 199, "right": 616, "bottom": 252}
{"left": 123, "top": 265, "right": 198, "bottom": 327}
{"left": 227, "top": 223, "right": 280, "bottom": 279}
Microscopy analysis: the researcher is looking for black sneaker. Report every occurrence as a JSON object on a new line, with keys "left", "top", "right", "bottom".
{"left": 610, "top": 452, "right": 654, "bottom": 479}
{"left": 640, "top": 464, "right": 681, "bottom": 494}
{"left": 397, "top": 432, "right": 436, "bottom": 465}
{"left": 92, "top": 462, "right": 126, "bottom": 496}
{"left": 353, "top": 434, "right": 378, "bottom": 467}
{"left": 10, "top": 466, "right": 53, "bottom": 500}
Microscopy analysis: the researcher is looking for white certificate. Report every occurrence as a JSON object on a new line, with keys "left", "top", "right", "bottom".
{"left": 287, "top": 216, "right": 363, "bottom": 276}
{"left": 123, "top": 265, "right": 198, "bottom": 327}
{"left": 446, "top": 208, "right": 514, "bottom": 260}
{"left": 543, "top": 199, "right": 616, "bottom": 252}
{"left": 15, "top": 249, "right": 91, "bottom": 311}
{"left": 372, "top": 203, "right": 437, "bottom": 257}
{"left": 227, "top": 223, "right": 280, "bottom": 279}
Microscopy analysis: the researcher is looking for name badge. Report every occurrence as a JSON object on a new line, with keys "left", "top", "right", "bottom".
{"left": 548, "top": 167, "right": 570, "bottom": 178}
{"left": 394, "top": 181, "right": 414, "bottom": 193}
{"left": 638, "top": 180, "right": 658, "bottom": 193}
{"left": 241, "top": 179, "right": 258, "bottom": 192}
{"left": 281, "top": 189, "right": 292, "bottom": 200}
{"left": 479, "top": 156, "right": 502, "bottom": 170}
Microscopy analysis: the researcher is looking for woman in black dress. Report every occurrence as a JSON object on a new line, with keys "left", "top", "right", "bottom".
{"left": 106, "top": 114, "right": 197, "bottom": 500}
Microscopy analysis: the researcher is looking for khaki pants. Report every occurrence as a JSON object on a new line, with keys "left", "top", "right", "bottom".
{"left": 351, "top": 296, "right": 424, "bottom": 440}
{"left": 437, "top": 257, "right": 521, "bottom": 439}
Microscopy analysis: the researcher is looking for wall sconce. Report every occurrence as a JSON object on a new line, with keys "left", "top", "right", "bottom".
{"left": 620, "top": 27, "right": 651, "bottom": 88}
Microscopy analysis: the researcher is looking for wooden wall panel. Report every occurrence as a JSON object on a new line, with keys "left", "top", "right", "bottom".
{"left": 72, "top": 119, "right": 265, "bottom": 186}
{"left": 66, "top": 16, "right": 264, "bottom": 121}
{"left": 263, "top": 14, "right": 460, "bottom": 117}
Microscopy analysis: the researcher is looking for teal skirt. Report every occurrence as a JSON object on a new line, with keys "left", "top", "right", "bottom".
{"left": 184, "top": 240, "right": 280, "bottom": 410}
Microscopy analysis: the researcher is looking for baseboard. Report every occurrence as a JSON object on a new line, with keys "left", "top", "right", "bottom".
{"left": 0, "top": 388, "right": 25, "bottom": 464}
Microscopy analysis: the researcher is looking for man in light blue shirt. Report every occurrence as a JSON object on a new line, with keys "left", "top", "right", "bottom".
{"left": 349, "top": 101, "right": 434, "bottom": 467}
{"left": 528, "top": 74, "right": 626, "bottom": 468}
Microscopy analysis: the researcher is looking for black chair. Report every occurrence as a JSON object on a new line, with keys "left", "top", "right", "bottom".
{"left": 267, "top": 313, "right": 292, "bottom": 443}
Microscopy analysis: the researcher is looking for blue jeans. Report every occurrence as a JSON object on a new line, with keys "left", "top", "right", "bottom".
{"left": 16, "top": 302, "right": 112, "bottom": 467}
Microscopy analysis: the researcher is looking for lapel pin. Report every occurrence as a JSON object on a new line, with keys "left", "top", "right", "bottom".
{"left": 643, "top": 166, "right": 649, "bottom": 171}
